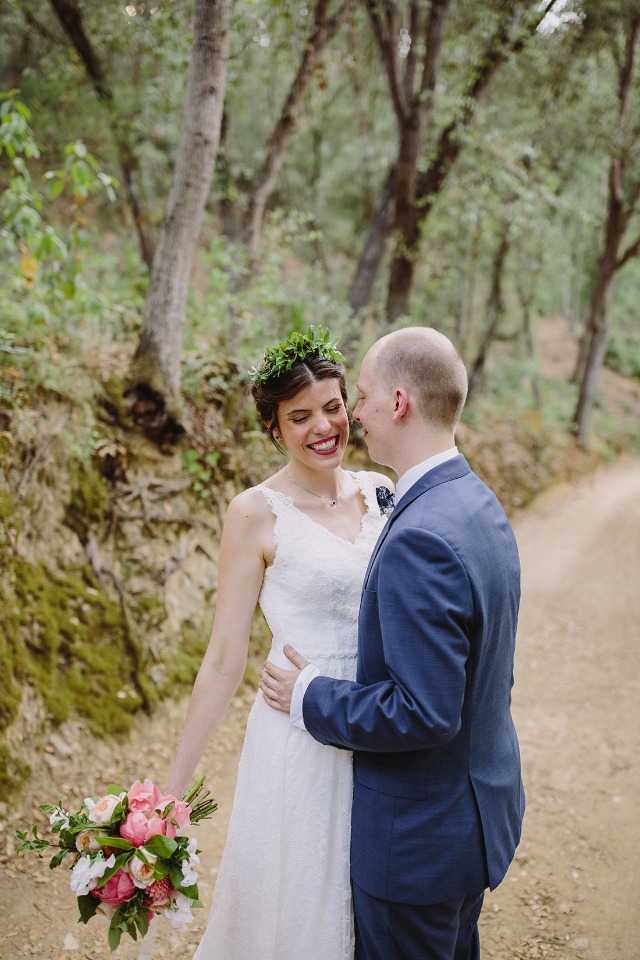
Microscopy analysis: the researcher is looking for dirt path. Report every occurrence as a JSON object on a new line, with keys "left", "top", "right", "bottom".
{"left": 1, "top": 459, "right": 639, "bottom": 960}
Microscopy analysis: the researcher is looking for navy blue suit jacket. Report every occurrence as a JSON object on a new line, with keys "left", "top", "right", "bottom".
{"left": 303, "top": 455, "right": 525, "bottom": 905}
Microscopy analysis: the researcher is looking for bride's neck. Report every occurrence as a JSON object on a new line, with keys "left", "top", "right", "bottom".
{"left": 285, "top": 463, "right": 345, "bottom": 498}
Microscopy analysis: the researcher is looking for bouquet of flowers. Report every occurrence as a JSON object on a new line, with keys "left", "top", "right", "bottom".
{"left": 16, "top": 776, "right": 217, "bottom": 950}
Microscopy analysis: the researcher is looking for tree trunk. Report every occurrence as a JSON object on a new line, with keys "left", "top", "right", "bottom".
{"left": 456, "top": 215, "right": 482, "bottom": 351}
{"left": 573, "top": 269, "right": 615, "bottom": 444}
{"left": 573, "top": 14, "right": 640, "bottom": 444}
{"left": 467, "top": 222, "right": 511, "bottom": 399}
{"left": 48, "top": 0, "right": 155, "bottom": 270}
{"left": 385, "top": 0, "right": 450, "bottom": 324}
{"left": 348, "top": 166, "right": 396, "bottom": 314}
{"left": 245, "top": 0, "right": 354, "bottom": 260}
{"left": 573, "top": 163, "right": 623, "bottom": 441}
{"left": 126, "top": 0, "right": 231, "bottom": 441}
{"left": 517, "top": 277, "right": 541, "bottom": 408}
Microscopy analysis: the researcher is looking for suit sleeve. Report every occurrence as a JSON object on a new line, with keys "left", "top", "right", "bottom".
{"left": 302, "top": 526, "right": 474, "bottom": 752}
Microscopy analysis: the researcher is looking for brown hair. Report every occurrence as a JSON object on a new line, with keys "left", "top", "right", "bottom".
{"left": 250, "top": 355, "right": 348, "bottom": 453}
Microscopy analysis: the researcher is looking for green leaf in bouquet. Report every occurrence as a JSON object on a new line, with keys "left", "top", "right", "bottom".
{"left": 108, "top": 921, "right": 123, "bottom": 952}
{"left": 107, "top": 898, "right": 148, "bottom": 951}
{"left": 107, "top": 796, "right": 129, "bottom": 826}
{"left": 178, "top": 881, "right": 199, "bottom": 899}
{"left": 169, "top": 866, "right": 199, "bottom": 898}
{"left": 77, "top": 893, "right": 99, "bottom": 925}
{"left": 107, "top": 783, "right": 128, "bottom": 796}
{"left": 135, "top": 910, "right": 150, "bottom": 939}
{"left": 38, "top": 803, "right": 57, "bottom": 814}
{"left": 49, "top": 847, "right": 72, "bottom": 869}
{"left": 96, "top": 836, "right": 133, "bottom": 851}
{"left": 144, "top": 834, "right": 178, "bottom": 858}
{"left": 96, "top": 851, "right": 132, "bottom": 887}
{"left": 134, "top": 846, "right": 155, "bottom": 866}
{"left": 15, "top": 825, "right": 50, "bottom": 854}
{"left": 152, "top": 859, "right": 170, "bottom": 880}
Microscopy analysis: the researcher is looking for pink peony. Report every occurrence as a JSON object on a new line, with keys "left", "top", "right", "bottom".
{"left": 120, "top": 810, "right": 151, "bottom": 847}
{"left": 93, "top": 869, "right": 136, "bottom": 907}
{"left": 127, "top": 779, "right": 162, "bottom": 814}
{"left": 144, "top": 815, "right": 176, "bottom": 840}
{"left": 156, "top": 795, "right": 192, "bottom": 830}
{"left": 120, "top": 810, "right": 180, "bottom": 846}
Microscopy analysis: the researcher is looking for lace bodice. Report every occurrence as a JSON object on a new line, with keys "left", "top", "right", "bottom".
{"left": 257, "top": 472, "right": 385, "bottom": 673}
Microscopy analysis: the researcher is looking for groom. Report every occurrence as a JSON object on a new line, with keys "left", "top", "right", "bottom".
{"left": 260, "top": 327, "right": 524, "bottom": 960}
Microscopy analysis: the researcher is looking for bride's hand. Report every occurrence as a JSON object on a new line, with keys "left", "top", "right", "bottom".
{"left": 259, "top": 645, "right": 309, "bottom": 713}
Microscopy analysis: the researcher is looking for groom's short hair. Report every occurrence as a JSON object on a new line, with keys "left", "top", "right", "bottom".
{"left": 375, "top": 327, "right": 468, "bottom": 430}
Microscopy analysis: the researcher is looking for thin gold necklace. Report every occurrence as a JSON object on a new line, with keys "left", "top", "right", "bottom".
{"left": 284, "top": 468, "right": 346, "bottom": 508}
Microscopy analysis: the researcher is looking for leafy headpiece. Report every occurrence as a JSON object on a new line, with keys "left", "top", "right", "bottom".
{"left": 249, "top": 325, "right": 345, "bottom": 387}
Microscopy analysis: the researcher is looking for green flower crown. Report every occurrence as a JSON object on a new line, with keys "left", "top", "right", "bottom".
{"left": 248, "top": 325, "right": 345, "bottom": 387}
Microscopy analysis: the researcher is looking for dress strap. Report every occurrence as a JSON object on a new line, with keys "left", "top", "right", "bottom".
{"left": 257, "top": 484, "right": 295, "bottom": 518}
{"left": 349, "top": 471, "right": 379, "bottom": 516}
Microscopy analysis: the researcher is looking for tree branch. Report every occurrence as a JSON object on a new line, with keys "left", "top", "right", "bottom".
{"left": 365, "top": 0, "right": 406, "bottom": 122}
{"left": 245, "top": 0, "right": 355, "bottom": 257}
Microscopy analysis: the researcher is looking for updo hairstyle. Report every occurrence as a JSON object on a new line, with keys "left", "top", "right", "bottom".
{"left": 251, "top": 354, "right": 348, "bottom": 453}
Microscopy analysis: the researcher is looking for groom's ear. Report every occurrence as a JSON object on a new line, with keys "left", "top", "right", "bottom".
{"left": 392, "top": 389, "right": 409, "bottom": 421}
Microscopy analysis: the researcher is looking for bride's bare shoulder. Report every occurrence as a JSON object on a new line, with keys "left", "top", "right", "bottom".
{"left": 226, "top": 484, "right": 273, "bottom": 522}
{"left": 361, "top": 470, "right": 395, "bottom": 492}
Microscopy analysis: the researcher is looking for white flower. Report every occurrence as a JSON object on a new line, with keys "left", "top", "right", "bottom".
{"left": 75, "top": 829, "right": 107, "bottom": 853}
{"left": 70, "top": 853, "right": 115, "bottom": 897}
{"left": 84, "top": 793, "right": 125, "bottom": 825}
{"left": 126, "top": 848, "right": 158, "bottom": 889}
{"left": 49, "top": 807, "right": 70, "bottom": 831}
{"left": 163, "top": 891, "right": 194, "bottom": 929}
{"left": 180, "top": 838, "right": 200, "bottom": 887}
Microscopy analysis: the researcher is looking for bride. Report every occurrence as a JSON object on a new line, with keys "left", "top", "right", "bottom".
{"left": 165, "top": 327, "right": 392, "bottom": 959}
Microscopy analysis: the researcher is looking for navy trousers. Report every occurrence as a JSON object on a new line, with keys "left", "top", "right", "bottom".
{"left": 353, "top": 883, "right": 484, "bottom": 960}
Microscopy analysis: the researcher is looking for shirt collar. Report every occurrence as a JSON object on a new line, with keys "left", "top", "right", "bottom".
{"left": 394, "top": 447, "right": 459, "bottom": 505}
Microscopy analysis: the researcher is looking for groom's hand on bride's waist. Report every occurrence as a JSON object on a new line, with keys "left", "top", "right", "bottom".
{"left": 259, "top": 645, "right": 310, "bottom": 714}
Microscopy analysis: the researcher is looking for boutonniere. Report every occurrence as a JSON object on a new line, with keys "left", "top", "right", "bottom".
{"left": 375, "top": 486, "right": 395, "bottom": 518}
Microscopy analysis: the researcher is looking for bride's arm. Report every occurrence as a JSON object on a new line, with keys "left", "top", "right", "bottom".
{"left": 165, "top": 490, "right": 270, "bottom": 798}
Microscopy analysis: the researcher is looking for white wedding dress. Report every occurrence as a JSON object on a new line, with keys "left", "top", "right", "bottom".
{"left": 193, "top": 473, "right": 386, "bottom": 960}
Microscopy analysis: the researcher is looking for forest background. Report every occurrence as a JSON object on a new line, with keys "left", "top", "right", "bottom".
{"left": 1, "top": 0, "right": 639, "bottom": 800}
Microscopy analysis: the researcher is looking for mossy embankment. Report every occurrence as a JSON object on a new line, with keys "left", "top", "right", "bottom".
{"left": 0, "top": 352, "right": 266, "bottom": 795}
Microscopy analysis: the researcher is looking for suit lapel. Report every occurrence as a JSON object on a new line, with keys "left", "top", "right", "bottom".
{"left": 362, "top": 454, "right": 471, "bottom": 589}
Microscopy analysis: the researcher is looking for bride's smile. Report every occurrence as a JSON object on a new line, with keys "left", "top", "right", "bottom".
{"left": 307, "top": 435, "right": 340, "bottom": 454}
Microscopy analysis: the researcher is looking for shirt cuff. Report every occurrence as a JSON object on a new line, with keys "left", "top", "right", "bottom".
{"left": 290, "top": 663, "right": 320, "bottom": 730}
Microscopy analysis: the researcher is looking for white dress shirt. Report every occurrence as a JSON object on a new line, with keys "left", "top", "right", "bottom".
{"left": 289, "top": 447, "right": 459, "bottom": 729}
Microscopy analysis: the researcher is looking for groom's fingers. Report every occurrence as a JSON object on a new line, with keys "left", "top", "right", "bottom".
{"left": 282, "top": 644, "right": 310, "bottom": 670}
{"left": 259, "top": 660, "right": 298, "bottom": 712}
{"left": 259, "top": 661, "right": 287, "bottom": 703}
{"left": 260, "top": 686, "right": 287, "bottom": 712}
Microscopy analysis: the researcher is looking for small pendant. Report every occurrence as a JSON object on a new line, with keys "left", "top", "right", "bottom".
{"left": 330, "top": 500, "right": 337, "bottom": 507}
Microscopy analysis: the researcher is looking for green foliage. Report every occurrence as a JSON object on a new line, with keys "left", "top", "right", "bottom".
{"left": 160, "top": 625, "right": 208, "bottom": 692}
{"left": 248, "top": 324, "right": 345, "bottom": 386}
{"left": 0, "top": 91, "right": 119, "bottom": 335}
{"left": 183, "top": 449, "right": 221, "bottom": 500}
{"left": 606, "top": 331, "right": 640, "bottom": 379}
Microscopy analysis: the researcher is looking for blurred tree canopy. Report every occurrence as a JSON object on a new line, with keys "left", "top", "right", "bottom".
{"left": 1, "top": 0, "right": 639, "bottom": 444}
